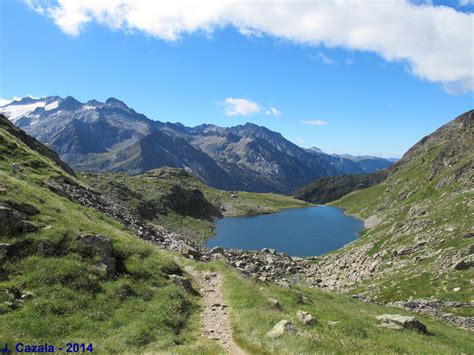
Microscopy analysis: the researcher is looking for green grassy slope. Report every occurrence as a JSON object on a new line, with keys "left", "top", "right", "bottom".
{"left": 320, "top": 111, "right": 474, "bottom": 304}
{"left": 0, "top": 116, "right": 218, "bottom": 353}
{"left": 187, "top": 260, "right": 474, "bottom": 354}
{"left": 82, "top": 168, "right": 311, "bottom": 241}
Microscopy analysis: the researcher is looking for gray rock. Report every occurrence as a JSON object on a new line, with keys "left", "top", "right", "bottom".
{"left": 169, "top": 274, "right": 194, "bottom": 293}
{"left": 297, "top": 310, "right": 316, "bottom": 326}
{"left": 77, "top": 234, "right": 116, "bottom": 277}
{"left": 21, "top": 291, "right": 35, "bottom": 300}
{"left": 267, "top": 297, "right": 282, "bottom": 309}
{"left": 453, "top": 255, "right": 474, "bottom": 270}
{"left": 6, "top": 200, "right": 39, "bottom": 215}
{"left": 276, "top": 279, "right": 292, "bottom": 288}
{"left": 0, "top": 186, "right": 6, "bottom": 195}
{"left": 295, "top": 292, "right": 304, "bottom": 304}
{"left": 375, "top": 314, "right": 427, "bottom": 333}
{"left": 77, "top": 234, "right": 114, "bottom": 256}
{"left": 210, "top": 247, "right": 225, "bottom": 255}
{"left": 180, "top": 243, "right": 201, "bottom": 260}
{"left": 0, "top": 206, "right": 38, "bottom": 235}
{"left": 266, "top": 320, "right": 296, "bottom": 338}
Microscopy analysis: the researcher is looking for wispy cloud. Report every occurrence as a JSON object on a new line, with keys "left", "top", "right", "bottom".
{"left": 223, "top": 97, "right": 261, "bottom": 116}
{"left": 459, "top": 0, "right": 474, "bottom": 6}
{"left": 266, "top": 107, "right": 282, "bottom": 117}
{"left": 24, "top": 0, "right": 474, "bottom": 92}
{"left": 296, "top": 138, "right": 305, "bottom": 146}
{"left": 300, "top": 119, "right": 327, "bottom": 126}
{"left": 311, "top": 52, "right": 336, "bottom": 65}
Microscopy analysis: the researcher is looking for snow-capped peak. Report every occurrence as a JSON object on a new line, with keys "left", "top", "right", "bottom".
{"left": 0, "top": 96, "right": 62, "bottom": 123}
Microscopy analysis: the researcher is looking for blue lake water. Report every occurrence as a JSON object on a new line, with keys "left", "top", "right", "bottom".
{"left": 205, "top": 206, "right": 364, "bottom": 257}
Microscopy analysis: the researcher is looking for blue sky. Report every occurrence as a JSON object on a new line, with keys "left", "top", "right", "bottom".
{"left": 1, "top": 0, "right": 472, "bottom": 157}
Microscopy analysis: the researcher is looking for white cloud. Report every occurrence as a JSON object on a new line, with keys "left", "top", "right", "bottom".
{"left": 296, "top": 138, "right": 305, "bottom": 145}
{"left": 266, "top": 107, "right": 282, "bottom": 117}
{"left": 0, "top": 98, "right": 13, "bottom": 107}
{"left": 300, "top": 119, "right": 327, "bottom": 126}
{"left": 223, "top": 97, "right": 261, "bottom": 116}
{"left": 459, "top": 0, "right": 474, "bottom": 6}
{"left": 311, "top": 52, "right": 336, "bottom": 65}
{"left": 26, "top": 0, "right": 474, "bottom": 92}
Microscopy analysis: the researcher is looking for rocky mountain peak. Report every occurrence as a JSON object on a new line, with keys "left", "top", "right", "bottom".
{"left": 58, "top": 96, "right": 82, "bottom": 111}
{"left": 105, "top": 97, "right": 129, "bottom": 109}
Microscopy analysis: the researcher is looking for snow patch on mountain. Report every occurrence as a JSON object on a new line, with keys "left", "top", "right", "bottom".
{"left": 0, "top": 98, "right": 60, "bottom": 123}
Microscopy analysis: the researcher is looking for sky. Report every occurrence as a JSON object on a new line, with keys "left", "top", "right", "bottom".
{"left": 0, "top": 0, "right": 473, "bottom": 158}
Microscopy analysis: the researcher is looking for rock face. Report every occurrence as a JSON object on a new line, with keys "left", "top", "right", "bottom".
{"left": 0, "top": 205, "right": 38, "bottom": 235}
{"left": 375, "top": 314, "right": 427, "bottom": 333}
{"left": 160, "top": 185, "right": 222, "bottom": 221}
{"left": 297, "top": 310, "right": 316, "bottom": 326}
{"left": 266, "top": 320, "right": 296, "bottom": 338}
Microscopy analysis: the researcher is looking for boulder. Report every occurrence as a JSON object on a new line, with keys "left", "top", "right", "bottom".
{"left": 77, "top": 234, "right": 114, "bottom": 257}
{"left": 21, "top": 291, "right": 35, "bottom": 300}
{"left": 5, "top": 200, "right": 39, "bottom": 215}
{"left": 375, "top": 314, "right": 427, "bottom": 333}
{"left": 276, "top": 279, "right": 291, "bottom": 288}
{"left": 0, "top": 206, "right": 38, "bottom": 235}
{"left": 453, "top": 255, "right": 474, "bottom": 270}
{"left": 295, "top": 292, "right": 304, "bottom": 305}
{"left": 210, "top": 247, "right": 225, "bottom": 255}
{"left": 267, "top": 297, "right": 282, "bottom": 310}
{"left": 180, "top": 243, "right": 201, "bottom": 260}
{"left": 297, "top": 310, "right": 316, "bottom": 326}
{"left": 169, "top": 274, "right": 194, "bottom": 293}
{"left": 77, "top": 234, "right": 116, "bottom": 277}
{"left": 266, "top": 320, "right": 296, "bottom": 338}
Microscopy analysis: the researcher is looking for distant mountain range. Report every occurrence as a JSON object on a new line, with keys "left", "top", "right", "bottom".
{"left": 0, "top": 96, "right": 394, "bottom": 193}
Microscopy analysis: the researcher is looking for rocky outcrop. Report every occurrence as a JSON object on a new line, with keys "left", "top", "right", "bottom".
{"left": 4, "top": 200, "right": 39, "bottom": 215}
{"left": 375, "top": 314, "right": 427, "bottom": 333}
{"left": 169, "top": 274, "right": 195, "bottom": 293}
{"left": 388, "top": 299, "right": 474, "bottom": 330}
{"left": 160, "top": 185, "right": 222, "bottom": 221}
{"left": 76, "top": 234, "right": 116, "bottom": 277}
{"left": 0, "top": 204, "right": 38, "bottom": 235}
{"left": 54, "top": 176, "right": 201, "bottom": 252}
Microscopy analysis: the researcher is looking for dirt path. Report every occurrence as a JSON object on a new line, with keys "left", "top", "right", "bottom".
{"left": 185, "top": 266, "right": 246, "bottom": 355}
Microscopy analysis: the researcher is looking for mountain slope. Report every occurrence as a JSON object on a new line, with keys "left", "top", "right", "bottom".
{"left": 0, "top": 113, "right": 217, "bottom": 352}
{"left": 307, "top": 110, "right": 474, "bottom": 305}
{"left": 294, "top": 171, "right": 388, "bottom": 204}
{"left": 1, "top": 96, "right": 393, "bottom": 193}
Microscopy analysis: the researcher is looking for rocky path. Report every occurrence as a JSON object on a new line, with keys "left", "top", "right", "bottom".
{"left": 185, "top": 266, "right": 246, "bottom": 355}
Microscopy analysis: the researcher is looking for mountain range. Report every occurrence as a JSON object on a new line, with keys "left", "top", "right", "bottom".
{"left": 0, "top": 96, "right": 394, "bottom": 193}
